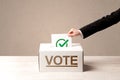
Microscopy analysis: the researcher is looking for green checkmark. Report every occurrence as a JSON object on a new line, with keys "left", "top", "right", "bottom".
{"left": 56, "top": 38, "right": 69, "bottom": 47}
{"left": 56, "top": 39, "right": 69, "bottom": 47}
{"left": 59, "top": 39, "right": 69, "bottom": 47}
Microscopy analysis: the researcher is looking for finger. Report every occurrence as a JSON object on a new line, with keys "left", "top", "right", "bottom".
{"left": 68, "top": 28, "right": 74, "bottom": 34}
{"left": 68, "top": 31, "right": 73, "bottom": 37}
{"left": 68, "top": 32, "right": 75, "bottom": 37}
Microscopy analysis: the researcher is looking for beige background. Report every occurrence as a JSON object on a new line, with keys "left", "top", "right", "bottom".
{"left": 0, "top": 0, "right": 120, "bottom": 56}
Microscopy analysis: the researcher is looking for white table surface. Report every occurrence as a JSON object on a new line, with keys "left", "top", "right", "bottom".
{"left": 0, "top": 56, "right": 120, "bottom": 80}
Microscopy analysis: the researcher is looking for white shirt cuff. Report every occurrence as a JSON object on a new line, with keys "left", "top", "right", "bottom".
{"left": 78, "top": 30, "right": 84, "bottom": 39}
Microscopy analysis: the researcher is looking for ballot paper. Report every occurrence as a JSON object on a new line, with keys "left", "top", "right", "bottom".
{"left": 51, "top": 34, "right": 72, "bottom": 47}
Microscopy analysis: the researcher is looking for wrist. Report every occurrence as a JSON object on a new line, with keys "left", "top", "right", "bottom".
{"left": 78, "top": 30, "right": 83, "bottom": 39}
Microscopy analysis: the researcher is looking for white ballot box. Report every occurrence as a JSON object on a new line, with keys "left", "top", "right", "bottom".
{"left": 39, "top": 43, "right": 84, "bottom": 72}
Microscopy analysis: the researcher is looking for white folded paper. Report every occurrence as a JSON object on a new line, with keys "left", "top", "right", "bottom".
{"left": 51, "top": 34, "right": 72, "bottom": 47}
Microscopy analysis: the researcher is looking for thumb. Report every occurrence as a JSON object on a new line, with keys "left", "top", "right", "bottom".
{"left": 68, "top": 28, "right": 74, "bottom": 34}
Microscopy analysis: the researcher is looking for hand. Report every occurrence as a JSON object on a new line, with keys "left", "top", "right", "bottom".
{"left": 67, "top": 28, "right": 81, "bottom": 37}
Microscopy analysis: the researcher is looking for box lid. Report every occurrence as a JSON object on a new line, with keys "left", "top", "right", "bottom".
{"left": 39, "top": 43, "right": 83, "bottom": 52}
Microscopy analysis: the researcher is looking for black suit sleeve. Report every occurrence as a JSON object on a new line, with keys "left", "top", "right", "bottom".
{"left": 80, "top": 8, "right": 120, "bottom": 39}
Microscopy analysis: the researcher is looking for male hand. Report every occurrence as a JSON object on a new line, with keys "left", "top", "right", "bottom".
{"left": 67, "top": 28, "right": 81, "bottom": 37}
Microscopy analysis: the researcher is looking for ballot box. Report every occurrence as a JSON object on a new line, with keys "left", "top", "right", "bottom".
{"left": 39, "top": 43, "right": 84, "bottom": 72}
